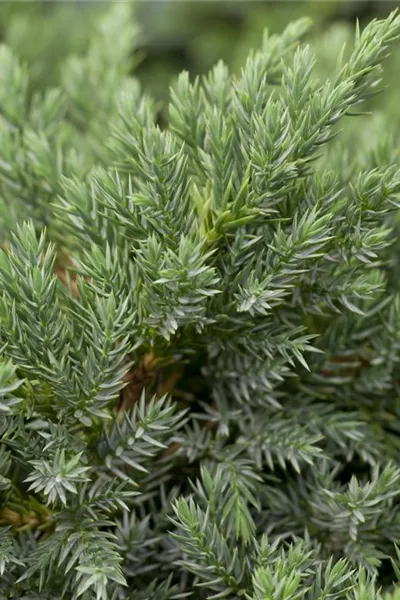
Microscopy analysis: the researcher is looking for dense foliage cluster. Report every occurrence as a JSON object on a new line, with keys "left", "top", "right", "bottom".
{"left": 2, "top": 5, "right": 400, "bottom": 600}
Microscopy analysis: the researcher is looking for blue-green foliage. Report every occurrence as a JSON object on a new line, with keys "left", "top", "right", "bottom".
{"left": 1, "top": 5, "right": 400, "bottom": 600}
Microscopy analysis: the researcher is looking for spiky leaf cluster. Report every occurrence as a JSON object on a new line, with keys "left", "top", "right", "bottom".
{"left": 1, "top": 7, "right": 400, "bottom": 600}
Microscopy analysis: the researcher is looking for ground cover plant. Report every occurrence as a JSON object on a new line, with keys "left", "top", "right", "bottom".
{"left": 2, "top": 4, "right": 400, "bottom": 600}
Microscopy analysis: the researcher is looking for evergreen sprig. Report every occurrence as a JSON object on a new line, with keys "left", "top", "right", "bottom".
{"left": 1, "top": 6, "right": 400, "bottom": 600}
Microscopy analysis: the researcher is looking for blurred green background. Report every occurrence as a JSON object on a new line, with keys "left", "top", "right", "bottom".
{"left": 0, "top": 0, "right": 398, "bottom": 135}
